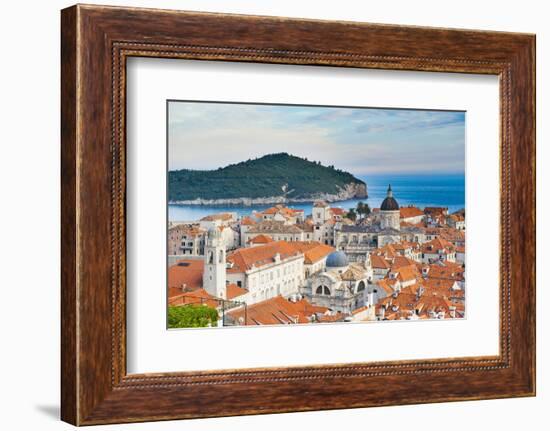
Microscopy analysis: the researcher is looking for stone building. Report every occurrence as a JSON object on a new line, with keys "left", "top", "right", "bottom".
{"left": 243, "top": 220, "right": 312, "bottom": 244}
{"left": 302, "top": 251, "right": 374, "bottom": 314}
{"left": 226, "top": 241, "right": 305, "bottom": 305}
{"left": 167, "top": 223, "right": 205, "bottom": 256}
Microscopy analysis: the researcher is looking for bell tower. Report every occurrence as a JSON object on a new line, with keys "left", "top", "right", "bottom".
{"left": 203, "top": 227, "right": 227, "bottom": 299}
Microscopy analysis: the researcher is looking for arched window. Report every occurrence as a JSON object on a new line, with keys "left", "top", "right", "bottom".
{"left": 208, "top": 251, "right": 214, "bottom": 264}
{"left": 316, "top": 285, "right": 331, "bottom": 295}
{"left": 357, "top": 281, "right": 366, "bottom": 292}
{"left": 218, "top": 250, "right": 224, "bottom": 263}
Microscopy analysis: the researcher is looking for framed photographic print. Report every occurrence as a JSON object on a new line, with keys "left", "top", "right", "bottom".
{"left": 61, "top": 4, "right": 536, "bottom": 425}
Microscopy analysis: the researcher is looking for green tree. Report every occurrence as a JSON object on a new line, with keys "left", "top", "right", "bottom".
{"left": 346, "top": 208, "right": 357, "bottom": 221}
{"left": 168, "top": 305, "right": 219, "bottom": 328}
{"left": 356, "top": 201, "right": 371, "bottom": 219}
{"left": 168, "top": 153, "right": 366, "bottom": 201}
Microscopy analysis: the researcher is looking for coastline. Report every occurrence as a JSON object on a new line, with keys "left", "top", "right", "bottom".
{"left": 169, "top": 182, "right": 368, "bottom": 206}
{"left": 168, "top": 174, "right": 465, "bottom": 220}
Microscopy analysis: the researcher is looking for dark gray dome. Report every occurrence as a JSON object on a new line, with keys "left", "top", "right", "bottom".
{"left": 326, "top": 251, "right": 349, "bottom": 268}
{"left": 380, "top": 184, "right": 399, "bottom": 211}
{"left": 381, "top": 197, "right": 400, "bottom": 211}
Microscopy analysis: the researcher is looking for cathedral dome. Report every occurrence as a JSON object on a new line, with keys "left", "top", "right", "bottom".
{"left": 380, "top": 184, "right": 400, "bottom": 211}
{"left": 326, "top": 251, "right": 349, "bottom": 268}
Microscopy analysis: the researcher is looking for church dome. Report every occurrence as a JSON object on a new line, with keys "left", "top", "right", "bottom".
{"left": 326, "top": 251, "right": 349, "bottom": 268}
{"left": 380, "top": 184, "right": 400, "bottom": 211}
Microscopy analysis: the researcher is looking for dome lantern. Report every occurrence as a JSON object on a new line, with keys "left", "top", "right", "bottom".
{"left": 380, "top": 184, "right": 399, "bottom": 211}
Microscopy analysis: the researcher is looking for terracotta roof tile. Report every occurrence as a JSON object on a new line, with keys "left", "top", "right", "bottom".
{"left": 226, "top": 283, "right": 249, "bottom": 300}
{"left": 168, "top": 288, "right": 218, "bottom": 308}
{"left": 248, "top": 234, "right": 274, "bottom": 244}
{"left": 227, "top": 296, "right": 327, "bottom": 325}
{"left": 286, "top": 241, "right": 334, "bottom": 264}
{"left": 168, "top": 259, "right": 204, "bottom": 293}
{"left": 240, "top": 216, "right": 257, "bottom": 226}
{"left": 200, "top": 212, "right": 234, "bottom": 222}
{"left": 400, "top": 206, "right": 424, "bottom": 219}
{"left": 227, "top": 241, "right": 302, "bottom": 273}
{"left": 371, "top": 254, "right": 391, "bottom": 269}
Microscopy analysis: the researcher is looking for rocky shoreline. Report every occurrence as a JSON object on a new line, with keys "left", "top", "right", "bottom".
{"left": 169, "top": 182, "right": 367, "bottom": 206}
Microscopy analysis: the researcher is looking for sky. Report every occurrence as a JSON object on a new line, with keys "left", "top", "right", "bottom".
{"left": 168, "top": 101, "right": 465, "bottom": 176}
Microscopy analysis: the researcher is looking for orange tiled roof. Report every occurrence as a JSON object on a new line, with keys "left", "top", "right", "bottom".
{"left": 421, "top": 237, "right": 456, "bottom": 254}
{"left": 248, "top": 234, "right": 274, "bottom": 244}
{"left": 262, "top": 205, "right": 304, "bottom": 216}
{"left": 200, "top": 212, "right": 234, "bottom": 222}
{"left": 438, "top": 228, "right": 466, "bottom": 242}
{"left": 168, "top": 259, "right": 204, "bottom": 295}
{"left": 286, "top": 241, "right": 334, "bottom": 264}
{"left": 168, "top": 223, "right": 204, "bottom": 236}
{"left": 227, "top": 241, "right": 302, "bottom": 273}
{"left": 168, "top": 288, "right": 218, "bottom": 308}
{"left": 392, "top": 265, "right": 419, "bottom": 283}
{"left": 371, "top": 254, "right": 391, "bottom": 270}
{"left": 317, "top": 313, "right": 347, "bottom": 323}
{"left": 391, "top": 256, "right": 419, "bottom": 270}
{"left": 400, "top": 206, "right": 424, "bottom": 219}
{"left": 424, "top": 207, "right": 448, "bottom": 216}
{"left": 374, "top": 244, "right": 398, "bottom": 258}
{"left": 240, "top": 216, "right": 257, "bottom": 226}
{"left": 227, "top": 295, "right": 327, "bottom": 325}
{"left": 226, "top": 283, "right": 249, "bottom": 300}
{"left": 426, "top": 262, "right": 465, "bottom": 281}
{"left": 422, "top": 277, "right": 459, "bottom": 294}
{"left": 415, "top": 294, "right": 454, "bottom": 318}
{"left": 379, "top": 292, "right": 418, "bottom": 312}
{"left": 376, "top": 279, "right": 394, "bottom": 295}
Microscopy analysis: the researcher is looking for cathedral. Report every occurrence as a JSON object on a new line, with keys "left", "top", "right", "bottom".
{"left": 303, "top": 250, "right": 374, "bottom": 314}
{"left": 336, "top": 185, "right": 403, "bottom": 260}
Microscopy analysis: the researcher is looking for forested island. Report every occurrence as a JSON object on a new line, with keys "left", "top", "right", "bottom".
{"left": 168, "top": 153, "right": 367, "bottom": 205}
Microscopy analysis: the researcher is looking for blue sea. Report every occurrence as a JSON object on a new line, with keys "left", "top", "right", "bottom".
{"left": 168, "top": 174, "right": 465, "bottom": 222}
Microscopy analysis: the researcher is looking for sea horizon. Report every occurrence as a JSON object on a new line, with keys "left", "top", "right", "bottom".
{"left": 168, "top": 173, "right": 465, "bottom": 222}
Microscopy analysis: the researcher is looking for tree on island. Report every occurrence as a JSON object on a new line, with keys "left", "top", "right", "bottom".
{"left": 356, "top": 201, "right": 371, "bottom": 219}
{"left": 345, "top": 208, "right": 358, "bottom": 221}
{"left": 168, "top": 305, "right": 218, "bottom": 328}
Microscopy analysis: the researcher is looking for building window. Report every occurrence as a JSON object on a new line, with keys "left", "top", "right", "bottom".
{"left": 316, "top": 285, "right": 331, "bottom": 295}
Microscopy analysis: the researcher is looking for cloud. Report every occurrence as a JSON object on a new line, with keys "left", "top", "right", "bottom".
{"left": 168, "top": 102, "right": 465, "bottom": 175}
